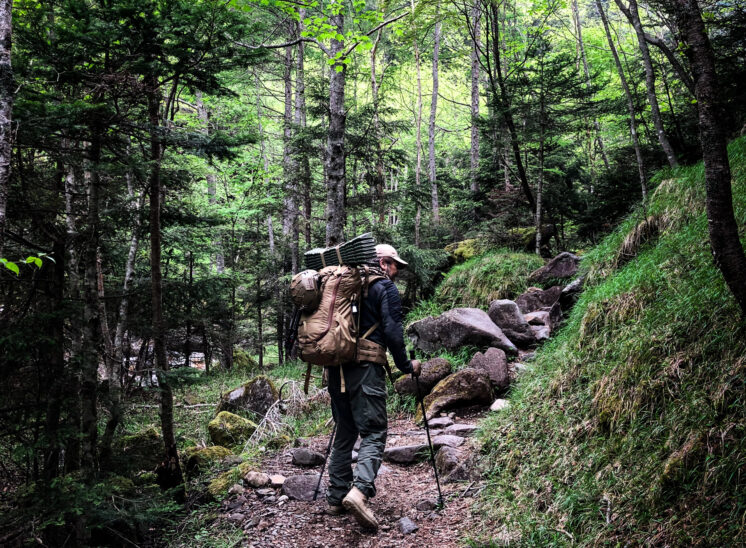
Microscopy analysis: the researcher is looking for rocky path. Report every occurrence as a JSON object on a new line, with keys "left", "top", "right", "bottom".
{"left": 218, "top": 412, "right": 486, "bottom": 547}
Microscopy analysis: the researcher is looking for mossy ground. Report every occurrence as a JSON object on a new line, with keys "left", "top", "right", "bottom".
{"left": 470, "top": 138, "right": 746, "bottom": 546}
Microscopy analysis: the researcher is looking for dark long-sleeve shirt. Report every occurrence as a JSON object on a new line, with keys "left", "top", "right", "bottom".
{"left": 359, "top": 278, "right": 413, "bottom": 374}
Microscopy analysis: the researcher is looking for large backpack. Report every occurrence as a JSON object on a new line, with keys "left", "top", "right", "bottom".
{"left": 291, "top": 265, "right": 386, "bottom": 392}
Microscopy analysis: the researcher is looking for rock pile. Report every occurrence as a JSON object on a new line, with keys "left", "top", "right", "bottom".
{"left": 404, "top": 252, "right": 584, "bottom": 419}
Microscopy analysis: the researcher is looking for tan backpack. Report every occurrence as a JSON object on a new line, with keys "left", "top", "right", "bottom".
{"left": 293, "top": 265, "right": 386, "bottom": 392}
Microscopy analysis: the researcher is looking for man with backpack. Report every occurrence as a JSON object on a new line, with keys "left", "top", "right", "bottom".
{"left": 326, "top": 244, "right": 422, "bottom": 530}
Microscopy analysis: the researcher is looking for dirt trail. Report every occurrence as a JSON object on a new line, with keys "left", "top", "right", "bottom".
{"left": 219, "top": 413, "right": 486, "bottom": 547}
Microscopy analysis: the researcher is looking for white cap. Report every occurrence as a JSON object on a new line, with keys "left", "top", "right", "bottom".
{"left": 375, "top": 244, "right": 408, "bottom": 267}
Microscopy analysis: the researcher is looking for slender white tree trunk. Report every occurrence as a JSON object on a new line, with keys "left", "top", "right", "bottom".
{"left": 428, "top": 13, "right": 442, "bottom": 224}
{"left": 0, "top": 0, "right": 12, "bottom": 255}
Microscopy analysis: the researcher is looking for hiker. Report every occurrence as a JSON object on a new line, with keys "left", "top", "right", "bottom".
{"left": 326, "top": 244, "right": 422, "bottom": 529}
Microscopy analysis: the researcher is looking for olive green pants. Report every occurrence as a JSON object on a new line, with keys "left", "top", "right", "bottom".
{"left": 326, "top": 362, "right": 388, "bottom": 505}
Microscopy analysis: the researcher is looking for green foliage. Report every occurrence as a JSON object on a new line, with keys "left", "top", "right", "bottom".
{"left": 434, "top": 250, "right": 544, "bottom": 309}
{"left": 475, "top": 137, "right": 746, "bottom": 546}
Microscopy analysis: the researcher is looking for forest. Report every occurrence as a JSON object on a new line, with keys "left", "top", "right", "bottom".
{"left": 1, "top": 0, "right": 745, "bottom": 546}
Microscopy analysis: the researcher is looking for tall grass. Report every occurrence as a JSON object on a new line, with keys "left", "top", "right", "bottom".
{"left": 433, "top": 250, "right": 545, "bottom": 309}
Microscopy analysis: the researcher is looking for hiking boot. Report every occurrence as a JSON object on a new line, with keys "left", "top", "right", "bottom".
{"left": 342, "top": 486, "right": 378, "bottom": 530}
{"left": 326, "top": 504, "right": 346, "bottom": 516}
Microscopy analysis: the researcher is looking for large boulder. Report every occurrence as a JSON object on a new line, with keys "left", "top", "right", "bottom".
{"left": 468, "top": 348, "right": 510, "bottom": 390}
{"left": 113, "top": 426, "right": 163, "bottom": 472}
{"left": 407, "top": 308, "right": 517, "bottom": 356}
{"left": 416, "top": 368, "right": 493, "bottom": 422}
{"left": 208, "top": 411, "right": 257, "bottom": 448}
{"left": 185, "top": 445, "right": 233, "bottom": 476}
{"left": 487, "top": 300, "right": 535, "bottom": 347}
{"left": 515, "top": 285, "right": 563, "bottom": 314}
{"left": 528, "top": 252, "right": 580, "bottom": 284}
{"left": 394, "top": 358, "right": 452, "bottom": 398}
{"left": 216, "top": 376, "right": 279, "bottom": 418}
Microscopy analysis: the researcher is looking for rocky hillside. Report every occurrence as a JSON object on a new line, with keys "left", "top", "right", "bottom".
{"left": 474, "top": 137, "right": 746, "bottom": 545}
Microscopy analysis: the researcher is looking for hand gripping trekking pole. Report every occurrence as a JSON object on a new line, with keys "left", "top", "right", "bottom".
{"left": 313, "top": 421, "right": 337, "bottom": 501}
{"left": 411, "top": 350, "right": 444, "bottom": 508}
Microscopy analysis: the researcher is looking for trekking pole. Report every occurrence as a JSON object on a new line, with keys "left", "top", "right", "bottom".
{"left": 411, "top": 350, "right": 444, "bottom": 509}
{"left": 313, "top": 421, "right": 337, "bottom": 501}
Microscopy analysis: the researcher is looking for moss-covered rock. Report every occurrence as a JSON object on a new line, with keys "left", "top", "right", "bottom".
{"left": 445, "top": 239, "right": 483, "bottom": 263}
{"left": 113, "top": 426, "right": 163, "bottom": 472}
{"left": 207, "top": 461, "right": 254, "bottom": 498}
{"left": 216, "top": 375, "right": 279, "bottom": 417}
{"left": 185, "top": 445, "right": 233, "bottom": 475}
{"left": 233, "top": 346, "right": 258, "bottom": 372}
{"left": 208, "top": 411, "right": 256, "bottom": 448}
{"left": 415, "top": 368, "right": 493, "bottom": 422}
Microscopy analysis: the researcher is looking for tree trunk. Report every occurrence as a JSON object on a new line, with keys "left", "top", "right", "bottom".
{"left": 0, "top": 0, "right": 11, "bottom": 255}
{"left": 43, "top": 239, "right": 66, "bottom": 480}
{"left": 572, "top": 0, "right": 610, "bottom": 171}
{"left": 597, "top": 0, "right": 648, "bottom": 202}
{"left": 196, "top": 91, "right": 223, "bottom": 273}
{"left": 414, "top": 39, "right": 423, "bottom": 246}
{"left": 486, "top": 3, "right": 535, "bottom": 211}
{"left": 535, "top": 57, "right": 545, "bottom": 257}
{"left": 470, "top": 3, "right": 481, "bottom": 215}
{"left": 371, "top": 29, "right": 386, "bottom": 225}
{"left": 81, "top": 130, "right": 103, "bottom": 479}
{"left": 671, "top": 0, "right": 746, "bottom": 316}
{"left": 147, "top": 84, "right": 184, "bottom": 498}
{"left": 428, "top": 14, "right": 441, "bottom": 224}
{"left": 325, "top": 8, "right": 346, "bottom": 246}
{"left": 283, "top": 42, "right": 299, "bottom": 273}
{"left": 616, "top": 0, "right": 678, "bottom": 168}
{"left": 295, "top": 11, "right": 313, "bottom": 247}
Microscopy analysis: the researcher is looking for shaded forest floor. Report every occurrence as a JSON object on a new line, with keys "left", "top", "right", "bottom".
{"left": 210, "top": 413, "right": 487, "bottom": 547}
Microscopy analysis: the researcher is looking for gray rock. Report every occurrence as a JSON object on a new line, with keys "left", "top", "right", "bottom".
{"left": 524, "top": 310, "right": 550, "bottom": 327}
{"left": 398, "top": 517, "right": 419, "bottom": 534}
{"left": 515, "top": 286, "right": 563, "bottom": 314}
{"left": 435, "top": 446, "right": 462, "bottom": 477}
{"left": 530, "top": 324, "right": 550, "bottom": 341}
{"left": 216, "top": 376, "right": 279, "bottom": 417}
{"left": 427, "top": 417, "right": 454, "bottom": 429}
{"left": 490, "top": 399, "right": 510, "bottom": 412}
{"left": 263, "top": 496, "right": 277, "bottom": 503}
{"left": 468, "top": 347, "right": 510, "bottom": 390}
{"left": 269, "top": 474, "right": 286, "bottom": 488}
{"left": 528, "top": 252, "right": 580, "bottom": 283}
{"left": 436, "top": 446, "right": 473, "bottom": 483}
{"left": 559, "top": 275, "right": 585, "bottom": 313}
{"left": 383, "top": 444, "right": 428, "bottom": 464}
{"left": 407, "top": 308, "right": 518, "bottom": 356}
{"left": 418, "top": 368, "right": 494, "bottom": 421}
{"left": 244, "top": 471, "right": 270, "bottom": 488}
{"left": 487, "top": 300, "right": 536, "bottom": 347}
{"left": 256, "top": 488, "right": 275, "bottom": 497}
{"left": 444, "top": 424, "right": 478, "bottom": 437}
{"left": 228, "top": 483, "right": 245, "bottom": 495}
{"left": 228, "top": 512, "right": 245, "bottom": 523}
{"left": 291, "top": 448, "right": 325, "bottom": 467}
{"left": 416, "top": 499, "right": 438, "bottom": 511}
{"left": 431, "top": 435, "right": 465, "bottom": 449}
{"left": 394, "top": 358, "right": 452, "bottom": 398}
{"left": 282, "top": 474, "right": 326, "bottom": 501}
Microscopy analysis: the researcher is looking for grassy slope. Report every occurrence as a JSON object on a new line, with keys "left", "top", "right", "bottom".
{"left": 473, "top": 138, "right": 746, "bottom": 546}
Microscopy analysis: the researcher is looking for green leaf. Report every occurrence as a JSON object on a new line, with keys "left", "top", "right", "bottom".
{"left": 2, "top": 259, "right": 19, "bottom": 275}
